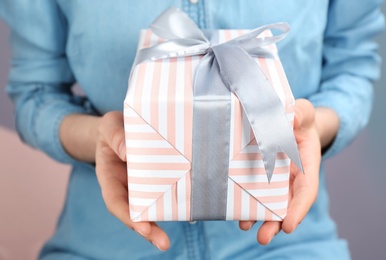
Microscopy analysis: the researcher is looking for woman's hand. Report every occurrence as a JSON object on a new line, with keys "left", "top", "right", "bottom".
{"left": 239, "top": 99, "right": 338, "bottom": 245}
{"left": 95, "top": 111, "right": 170, "bottom": 251}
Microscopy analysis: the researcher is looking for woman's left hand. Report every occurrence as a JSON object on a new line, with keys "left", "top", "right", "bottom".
{"left": 239, "top": 99, "right": 324, "bottom": 245}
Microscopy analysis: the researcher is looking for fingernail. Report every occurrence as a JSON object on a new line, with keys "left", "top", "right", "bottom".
{"left": 135, "top": 228, "right": 146, "bottom": 237}
{"left": 118, "top": 141, "right": 126, "bottom": 160}
{"left": 291, "top": 226, "right": 297, "bottom": 233}
{"left": 267, "top": 237, "right": 273, "bottom": 244}
{"left": 247, "top": 222, "right": 253, "bottom": 230}
{"left": 152, "top": 241, "right": 164, "bottom": 251}
{"left": 288, "top": 225, "right": 297, "bottom": 234}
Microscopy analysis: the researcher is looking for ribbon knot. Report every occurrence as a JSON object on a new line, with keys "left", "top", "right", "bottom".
{"left": 131, "top": 8, "right": 303, "bottom": 220}
{"left": 206, "top": 46, "right": 214, "bottom": 54}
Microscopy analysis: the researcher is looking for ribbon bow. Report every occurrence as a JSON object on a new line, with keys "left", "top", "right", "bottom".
{"left": 133, "top": 8, "right": 303, "bottom": 220}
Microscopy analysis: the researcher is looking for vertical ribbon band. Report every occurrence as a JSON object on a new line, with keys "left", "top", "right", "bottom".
{"left": 190, "top": 52, "right": 231, "bottom": 220}
{"left": 132, "top": 8, "right": 303, "bottom": 220}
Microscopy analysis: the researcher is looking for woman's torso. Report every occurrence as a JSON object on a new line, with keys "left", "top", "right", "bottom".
{"left": 41, "top": 1, "right": 350, "bottom": 259}
{"left": 64, "top": 0, "right": 327, "bottom": 114}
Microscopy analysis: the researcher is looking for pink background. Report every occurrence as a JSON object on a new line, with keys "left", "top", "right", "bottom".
{"left": 1, "top": 6, "right": 386, "bottom": 259}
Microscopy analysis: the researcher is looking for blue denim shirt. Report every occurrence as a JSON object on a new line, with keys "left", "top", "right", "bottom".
{"left": 1, "top": 1, "right": 384, "bottom": 259}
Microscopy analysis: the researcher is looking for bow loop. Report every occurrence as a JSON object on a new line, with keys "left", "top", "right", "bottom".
{"left": 150, "top": 8, "right": 209, "bottom": 43}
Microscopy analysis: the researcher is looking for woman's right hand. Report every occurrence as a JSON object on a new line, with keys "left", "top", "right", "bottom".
{"left": 95, "top": 111, "right": 170, "bottom": 251}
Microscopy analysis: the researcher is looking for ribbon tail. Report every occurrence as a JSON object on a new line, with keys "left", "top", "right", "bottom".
{"left": 262, "top": 147, "right": 279, "bottom": 183}
{"left": 212, "top": 44, "right": 303, "bottom": 182}
{"left": 277, "top": 129, "right": 304, "bottom": 176}
{"left": 227, "top": 22, "right": 290, "bottom": 47}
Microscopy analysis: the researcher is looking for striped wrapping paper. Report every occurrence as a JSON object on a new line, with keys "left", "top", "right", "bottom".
{"left": 124, "top": 29, "right": 295, "bottom": 222}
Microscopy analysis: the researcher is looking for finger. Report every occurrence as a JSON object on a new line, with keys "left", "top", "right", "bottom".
{"left": 98, "top": 111, "right": 126, "bottom": 161}
{"left": 106, "top": 187, "right": 152, "bottom": 237}
{"left": 282, "top": 164, "right": 318, "bottom": 234}
{"left": 257, "top": 221, "right": 282, "bottom": 245}
{"left": 98, "top": 169, "right": 170, "bottom": 250}
{"left": 144, "top": 222, "right": 171, "bottom": 251}
{"left": 95, "top": 153, "right": 170, "bottom": 250}
{"left": 239, "top": 221, "right": 256, "bottom": 231}
{"left": 112, "top": 197, "right": 169, "bottom": 250}
{"left": 294, "top": 99, "right": 315, "bottom": 129}
{"left": 96, "top": 160, "right": 151, "bottom": 236}
{"left": 282, "top": 186, "right": 316, "bottom": 234}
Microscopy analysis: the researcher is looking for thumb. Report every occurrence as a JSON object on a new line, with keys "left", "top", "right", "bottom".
{"left": 98, "top": 111, "right": 126, "bottom": 161}
{"left": 294, "top": 99, "right": 315, "bottom": 129}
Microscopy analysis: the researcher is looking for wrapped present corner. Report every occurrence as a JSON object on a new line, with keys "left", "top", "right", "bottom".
{"left": 124, "top": 8, "right": 303, "bottom": 222}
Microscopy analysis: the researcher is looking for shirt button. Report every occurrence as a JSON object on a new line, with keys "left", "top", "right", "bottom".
{"left": 190, "top": 0, "right": 199, "bottom": 3}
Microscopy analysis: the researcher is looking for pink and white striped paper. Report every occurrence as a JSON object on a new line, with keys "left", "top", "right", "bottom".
{"left": 124, "top": 29, "right": 295, "bottom": 222}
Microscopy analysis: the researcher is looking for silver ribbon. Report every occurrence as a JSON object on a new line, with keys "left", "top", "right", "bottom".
{"left": 133, "top": 8, "right": 303, "bottom": 220}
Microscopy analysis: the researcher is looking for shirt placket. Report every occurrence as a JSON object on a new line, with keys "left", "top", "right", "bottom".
{"left": 184, "top": 221, "right": 209, "bottom": 260}
{"left": 181, "top": 1, "right": 209, "bottom": 259}
{"left": 181, "top": 0, "right": 207, "bottom": 29}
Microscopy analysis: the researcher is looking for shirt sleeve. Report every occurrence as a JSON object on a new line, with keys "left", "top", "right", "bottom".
{"left": 0, "top": 1, "right": 97, "bottom": 164}
{"left": 308, "top": 0, "right": 385, "bottom": 160}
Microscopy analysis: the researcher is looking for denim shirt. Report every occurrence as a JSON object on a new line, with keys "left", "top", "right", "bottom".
{"left": 1, "top": 1, "right": 384, "bottom": 259}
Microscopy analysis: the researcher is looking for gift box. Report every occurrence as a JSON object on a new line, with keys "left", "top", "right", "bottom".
{"left": 124, "top": 9, "right": 301, "bottom": 222}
